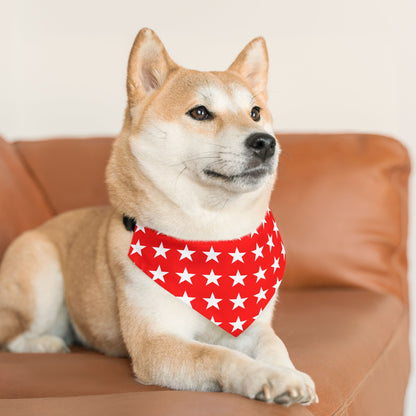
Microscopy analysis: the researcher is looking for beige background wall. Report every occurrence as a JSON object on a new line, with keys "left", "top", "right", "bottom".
{"left": 0, "top": 0, "right": 415, "bottom": 413}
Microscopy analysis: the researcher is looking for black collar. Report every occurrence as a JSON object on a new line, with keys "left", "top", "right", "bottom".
{"left": 123, "top": 215, "right": 136, "bottom": 232}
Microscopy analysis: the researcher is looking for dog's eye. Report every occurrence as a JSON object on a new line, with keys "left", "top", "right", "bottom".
{"left": 250, "top": 106, "right": 261, "bottom": 122}
{"left": 188, "top": 106, "right": 212, "bottom": 121}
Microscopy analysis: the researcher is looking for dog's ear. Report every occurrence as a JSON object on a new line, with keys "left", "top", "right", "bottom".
{"left": 228, "top": 37, "right": 269, "bottom": 101}
{"left": 127, "top": 28, "right": 178, "bottom": 105}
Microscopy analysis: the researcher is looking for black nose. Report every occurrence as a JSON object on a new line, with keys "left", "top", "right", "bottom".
{"left": 245, "top": 133, "right": 276, "bottom": 162}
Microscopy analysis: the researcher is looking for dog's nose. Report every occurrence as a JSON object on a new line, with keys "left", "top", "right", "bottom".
{"left": 245, "top": 133, "right": 276, "bottom": 162}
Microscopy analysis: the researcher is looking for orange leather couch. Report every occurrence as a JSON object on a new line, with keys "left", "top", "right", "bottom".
{"left": 0, "top": 133, "right": 411, "bottom": 415}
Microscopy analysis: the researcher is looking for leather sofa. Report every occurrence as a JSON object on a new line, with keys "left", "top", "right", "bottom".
{"left": 0, "top": 133, "right": 411, "bottom": 415}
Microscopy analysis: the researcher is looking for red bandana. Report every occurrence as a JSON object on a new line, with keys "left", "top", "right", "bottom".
{"left": 128, "top": 210, "right": 286, "bottom": 336}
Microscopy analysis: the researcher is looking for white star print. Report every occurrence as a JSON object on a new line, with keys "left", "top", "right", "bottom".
{"left": 177, "top": 291, "right": 195, "bottom": 307}
{"left": 203, "top": 246, "right": 221, "bottom": 263}
{"left": 134, "top": 224, "right": 145, "bottom": 233}
{"left": 273, "top": 279, "right": 282, "bottom": 290}
{"left": 262, "top": 217, "right": 268, "bottom": 227}
{"left": 254, "top": 308, "right": 263, "bottom": 320}
{"left": 254, "top": 266, "right": 267, "bottom": 282}
{"left": 230, "top": 293, "right": 247, "bottom": 310}
{"left": 229, "top": 270, "right": 247, "bottom": 286}
{"left": 229, "top": 247, "right": 245, "bottom": 263}
{"left": 150, "top": 265, "right": 168, "bottom": 282}
{"left": 177, "top": 268, "right": 195, "bottom": 284}
{"left": 250, "top": 229, "right": 259, "bottom": 238}
{"left": 252, "top": 243, "right": 264, "bottom": 260}
{"left": 273, "top": 221, "right": 279, "bottom": 235}
{"left": 203, "top": 270, "right": 221, "bottom": 286}
{"left": 130, "top": 240, "right": 145, "bottom": 256}
{"left": 281, "top": 242, "right": 286, "bottom": 256}
{"left": 177, "top": 245, "right": 195, "bottom": 261}
{"left": 254, "top": 287, "right": 268, "bottom": 303}
{"left": 153, "top": 242, "right": 170, "bottom": 258}
{"left": 230, "top": 316, "right": 246, "bottom": 332}
{"left": 203, "top": 293, "right": 222, "bottom": 309}
{"left": 266, "top": 234, "right": 275, "bottom": 251}
{"left": 272, "top": 257, "right": 280, "bottom": 272}
{"left": 210, "top": 316, "right": 222, "bottom": 326}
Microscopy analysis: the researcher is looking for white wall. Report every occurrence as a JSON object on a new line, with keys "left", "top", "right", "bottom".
{"left": 0, "top": 0, "right": 415, "bottom": 413}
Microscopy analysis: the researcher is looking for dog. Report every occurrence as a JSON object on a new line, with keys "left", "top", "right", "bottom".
{"left": 0, "top": 28, "right": 317, "bottom": 406}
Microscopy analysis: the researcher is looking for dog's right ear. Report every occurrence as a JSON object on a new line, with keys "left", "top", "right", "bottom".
{"left": 127, "top": 28, "right": 178, "bottom": 105}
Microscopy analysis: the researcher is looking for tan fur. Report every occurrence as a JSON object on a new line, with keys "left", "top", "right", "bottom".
{"left": 0, "top": 28, "right": 317, "bottom": 405}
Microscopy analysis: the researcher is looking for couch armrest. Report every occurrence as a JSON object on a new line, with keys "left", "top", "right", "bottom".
{"left": 271, "top": 133, "right": 410, "bottom": 305}
{"left": 0, "top": 137, "right": 53, "bottom": 259}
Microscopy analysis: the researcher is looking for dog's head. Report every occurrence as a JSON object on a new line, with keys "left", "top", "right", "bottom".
{"left": 107, "top": 28, "right": 279, "bottom": 215}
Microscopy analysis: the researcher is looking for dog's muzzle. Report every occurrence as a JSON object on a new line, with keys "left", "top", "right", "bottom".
{"left": 245, "top": 133, "right": 276, "bottom": 162}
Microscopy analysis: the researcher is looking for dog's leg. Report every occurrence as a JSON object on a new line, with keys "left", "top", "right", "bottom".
{"left": 118, "top": 297, "right": 315, "bottom": 405}
{"left": 218, "top": 321, "right": 318, "bottom": 405}
{"left": 0, "top": 230, "right": 71, "bottom": 352}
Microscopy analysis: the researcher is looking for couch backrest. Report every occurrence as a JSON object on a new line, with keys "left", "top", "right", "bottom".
{"left": 271, "top": 133, "right": 410, "bottom": 304}
{"left": 1, "top": 134, "right": 410, "bottom": 303}
{"left": 14, "top": 137, "right": 112, "bottom": 213}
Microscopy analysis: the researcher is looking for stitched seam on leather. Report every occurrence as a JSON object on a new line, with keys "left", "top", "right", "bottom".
{"left": 376, "top": 135, "right": 411, "bottom": 306}
{"left": 13, "top": 143, "right": 57, "bottom": 216}
{"left": 331, "top": 308, "right": 407, "bottom": 416}
{"left": 390, "top": 162, "right": 411, "bottom": 307}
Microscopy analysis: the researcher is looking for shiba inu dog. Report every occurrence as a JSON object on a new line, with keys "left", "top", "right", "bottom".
{"left": 0, "top": 28, "right": 317, "bottom": 406}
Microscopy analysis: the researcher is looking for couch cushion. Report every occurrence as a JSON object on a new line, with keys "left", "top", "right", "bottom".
{"left": 0, "top": 289, "right": 408, "bottom": 416}
{"left": 0, "top": 137, "right": 52, "bottom": 259}
{"left": 271, "top": 134, "right": 410, "bottom": 304}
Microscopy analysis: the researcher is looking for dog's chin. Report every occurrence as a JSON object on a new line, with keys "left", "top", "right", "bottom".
{"left": 201, "top": 166, "right": 272, "bottom": 193}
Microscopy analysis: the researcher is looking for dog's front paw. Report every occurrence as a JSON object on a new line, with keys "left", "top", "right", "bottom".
{"left": 246, "top": 366, "right": 318, "bottom": 406}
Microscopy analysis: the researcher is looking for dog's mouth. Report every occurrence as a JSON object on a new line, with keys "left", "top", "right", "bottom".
{"left": 203, "top": 166, "right": 269, "bottom": 182}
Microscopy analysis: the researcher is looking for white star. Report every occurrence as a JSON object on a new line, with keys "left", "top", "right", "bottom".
{"left": 229, "top": 270, "right": 247, "bottom": 286}
{"left": 250, "top": 229, "right": 259, "bottom": 238}
{"left": 153, "top": 242, "right": 170, "bottom": 258}
{"left": 229, "top": 247, "right": 245, "bottom": 263}
{"left": 177, "top": 268, "right": 195, "bottom": 284}
{"left": 281, "top": 242, "right": 286, "bottom": 257}
{"left": 203, "top": 270, "right": 221, "bottom": 286}
{"left": 230, "top": 293, "right": 247, "bottom": 310}
{"left": 262, "top": 217, "right": 268, "bottom": 227}
{"left": 273, "top": 221, "right": 279, "bottom": 235}
{"left": 177, "top": 291, "right": 195, "bottom": 307}
{"left": 273, "top": 279, "right": 283, "bottom": 290}
{"left": 230, "top": 316, "right": 246, "bottom": 332}
{"left": 266, "top": 234, "right": 275, "bottom": 251}
{"left": 252, "top": 244, "right": 264, "bottom": 260}
{"left": 254, "top": 308, "right": 263, "bottom": 320}
{"left": 254, "top": 287, "right": 268, "bottom": 303}
{"left": 254, "top": 266, "right": 267, "bottom": 282}
{"left": 272, "top": 257, "right": 280, "bottom": 272}
{"left": 177, "top": 245, "right": 195, "bottom": 261}
{"left": 210, "top": 316, "right": 222, "bottom": 326}
{"left": 135, "top": 224, "right": 145, "bottom": 233}
{"left": 130, "top": 240, "right": 145, "bottom": 256}
{"left": 203, "top": 246, "right": 221, "bottom": 263}
{"left": 150, "top": 265, "right": 168, "bottom": 282}
{"left": 203, "top": 293, "right": 222, "bottom": 309}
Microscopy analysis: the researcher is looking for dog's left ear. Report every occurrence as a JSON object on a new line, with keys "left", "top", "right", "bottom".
{"left": 228, "top": 37, "right": 269, "bottom": 102}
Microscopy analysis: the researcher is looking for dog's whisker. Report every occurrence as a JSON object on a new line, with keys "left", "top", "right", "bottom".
{"left": 174, "top": 165, "right": 188, "bottom": 193}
